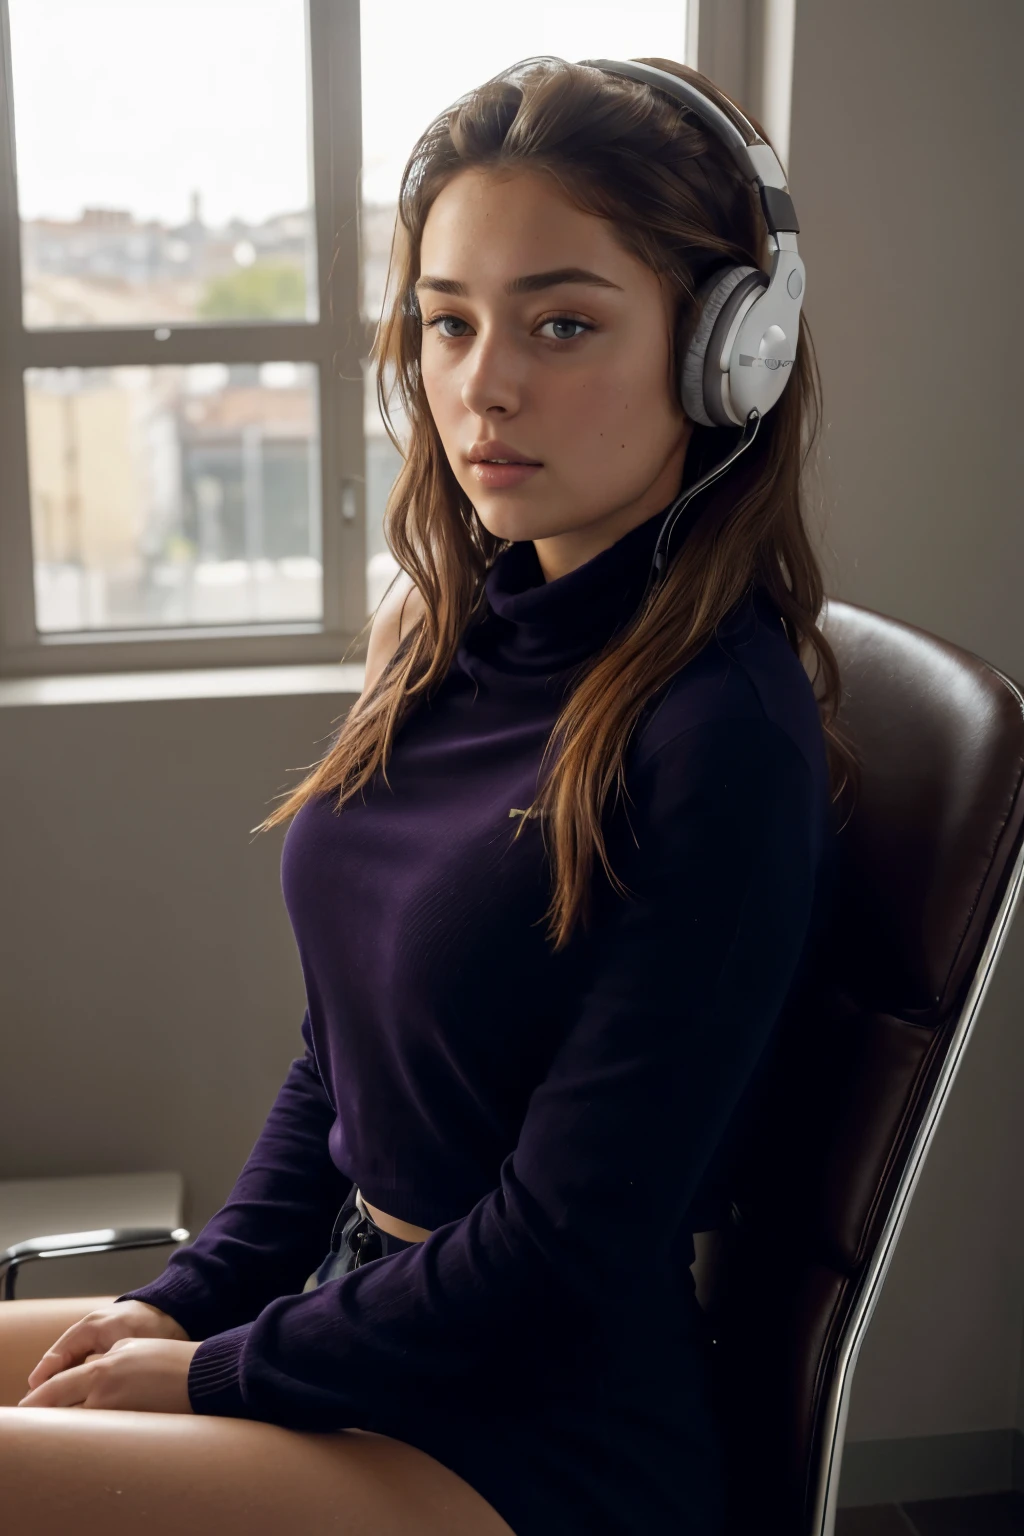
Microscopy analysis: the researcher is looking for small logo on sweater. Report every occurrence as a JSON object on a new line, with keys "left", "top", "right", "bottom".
{"left": 508, "top": 806, "right": 539, "bottom": 821}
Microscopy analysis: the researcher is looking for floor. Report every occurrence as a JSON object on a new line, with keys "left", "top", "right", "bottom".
{"left": 836, "top": 1490, "right": 1024, "bottom": 1535}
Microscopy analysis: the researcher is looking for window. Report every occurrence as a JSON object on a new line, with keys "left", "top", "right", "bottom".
{"left": 0, "top": 0, "right": 693, "bottom": 678}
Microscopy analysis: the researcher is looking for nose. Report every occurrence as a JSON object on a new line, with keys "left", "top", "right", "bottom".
{"left": 459, "top": 323, "right": 523, "bottom": 418}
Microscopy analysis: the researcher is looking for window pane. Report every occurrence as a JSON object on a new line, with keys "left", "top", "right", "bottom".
{"left": 359, "top": 2, "right": 690, "bottom": 612}
{"left": 10, "top": 0, "right": 317, "bottom": 329}
{"left": 25, "top": 363, "right": 322, "bottom": 632}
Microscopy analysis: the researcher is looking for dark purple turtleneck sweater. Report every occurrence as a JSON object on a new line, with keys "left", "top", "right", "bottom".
{"left": 116, "top": 498, "right": 837, "bottom": 1435}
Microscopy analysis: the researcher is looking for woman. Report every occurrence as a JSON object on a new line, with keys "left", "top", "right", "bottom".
{"left": 19, "top": 55, "right": 856, "bottom": 1535}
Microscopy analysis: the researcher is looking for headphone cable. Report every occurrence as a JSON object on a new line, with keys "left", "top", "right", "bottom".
{"left": 641, "top": 408, "right": 762, "bottom": 608}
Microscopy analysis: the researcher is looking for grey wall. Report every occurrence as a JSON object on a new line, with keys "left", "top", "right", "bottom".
{"left": 787, "top": 0, "right": 1024, "bottom": 1446}
{"left": 0, "top": 687, "right": 359, "bottom": 1302}
{"left": 1, "top": 0, "right": 1022, "bottom": 1477}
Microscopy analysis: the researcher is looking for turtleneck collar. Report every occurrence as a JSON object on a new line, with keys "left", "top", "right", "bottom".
{"left": 456, "top": 490, "right": 700, "bottom": 692}
{"left": 489, "top": 503, "right": 667, "bottom": 652}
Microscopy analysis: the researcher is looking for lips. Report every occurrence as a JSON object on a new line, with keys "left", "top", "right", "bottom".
{"left": 470, "top": 459, "right": 543, "bottom": 488}
{"left": 467, "top": 442, "right": 542, "bottom": 466}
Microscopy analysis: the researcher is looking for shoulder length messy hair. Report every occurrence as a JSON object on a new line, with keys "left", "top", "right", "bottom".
{"left": 256, "top": 54, "right": 860, "bottom": 952}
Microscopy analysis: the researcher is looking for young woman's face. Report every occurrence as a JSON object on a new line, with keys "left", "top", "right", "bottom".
{"left": 417, "top": 165, "right": 692, "bottom": 581}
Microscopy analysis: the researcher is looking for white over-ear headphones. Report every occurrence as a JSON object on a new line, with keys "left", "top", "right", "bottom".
{"left": 576, "top": 58, "right": 805, "bottom": 430}
{"left": 575, "top": 57, "right": 806, "bottom": 597}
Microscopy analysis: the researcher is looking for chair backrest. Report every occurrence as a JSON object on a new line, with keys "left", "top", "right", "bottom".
{"left": 701, "top": 596, "right": 1024, "bottom": 1536}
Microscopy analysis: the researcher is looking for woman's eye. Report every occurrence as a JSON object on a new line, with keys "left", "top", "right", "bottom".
{"left": 422, "top": 315, "right": 591, "bottom": 344}
{"left": 426, "top": 314, "right": 469, "bottom": 341}
{"left": 538, "top": 317, "right": 590, "bottom": 342}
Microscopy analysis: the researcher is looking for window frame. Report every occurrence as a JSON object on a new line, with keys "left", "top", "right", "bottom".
{"left": 0, "top": 0, "right": 372, "bottom": 678}
{"left": 0, "top": 0, "right": 777, "bottom": 682}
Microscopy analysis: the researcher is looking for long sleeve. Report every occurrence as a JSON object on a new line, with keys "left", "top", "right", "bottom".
{"left": 114, "top": 1009, "right": 352, "bottom": 1341}
{"left": 187, "top": 714, "right": 825, "bottom": 1428}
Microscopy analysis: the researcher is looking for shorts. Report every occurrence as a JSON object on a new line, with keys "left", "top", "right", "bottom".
{"left": 299, "top": 1183, "right": 727, "bottom": 1534}
{"left": 302, "top": 1184, "right": 418, "bottom": 1292}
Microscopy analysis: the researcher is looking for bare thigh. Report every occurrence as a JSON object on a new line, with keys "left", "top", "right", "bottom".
{"left": 0, "top": 1297, "right": 516, "bottom": 1536}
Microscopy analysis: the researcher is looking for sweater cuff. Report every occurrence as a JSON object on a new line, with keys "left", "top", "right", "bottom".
{"left": 187, "top": 1324, "right": 252, "bottom": 1419}
{"left": 114, "top": 1266, "right": 217, "bottom": 1344}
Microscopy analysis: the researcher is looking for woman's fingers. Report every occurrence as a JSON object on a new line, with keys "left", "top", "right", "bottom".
{"left": 19, "top": 1358, "right": 93, "bottom": 1408}
{"left": 26, "top": 1320, "right": 100, "bottom": 1388}
{"left": 26, "top": 1344, "right": 73, "bottom": 1389}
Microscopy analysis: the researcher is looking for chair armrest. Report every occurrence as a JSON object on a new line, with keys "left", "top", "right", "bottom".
{"left": 0, "top": 1225, "right": 189, "bottom": 1300}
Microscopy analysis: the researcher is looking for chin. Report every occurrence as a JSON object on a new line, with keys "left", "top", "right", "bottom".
{"left": 469, "top": 503, "right": 547, "bottom": 544}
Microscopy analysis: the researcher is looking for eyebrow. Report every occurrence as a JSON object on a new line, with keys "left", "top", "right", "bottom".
{"left": 413, "top": 266, "right": 624, "bottom": 297}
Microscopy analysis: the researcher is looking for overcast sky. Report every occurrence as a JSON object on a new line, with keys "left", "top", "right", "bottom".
{"left": 8, "top": 0, "right": 688, "bottom": 224}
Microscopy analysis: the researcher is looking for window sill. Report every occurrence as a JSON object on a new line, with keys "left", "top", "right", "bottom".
{"left": 0, "top": 662, "right": 365, "bottom": 708}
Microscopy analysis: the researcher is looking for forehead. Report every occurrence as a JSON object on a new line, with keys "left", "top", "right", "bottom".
{"left": 419, "top": 165, "right": 635, "bottom": 282}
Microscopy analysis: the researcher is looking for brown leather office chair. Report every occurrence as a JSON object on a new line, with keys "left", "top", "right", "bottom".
{"left": 697, "top": 596, "right": 1024, "bottom": 1536}
{"left": 1, "top": 597, "right": 1022, "bottom": 1536}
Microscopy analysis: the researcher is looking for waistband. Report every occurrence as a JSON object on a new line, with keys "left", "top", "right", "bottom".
{"left": 341, "top": 1186, "right": 418, "bottom": 1261}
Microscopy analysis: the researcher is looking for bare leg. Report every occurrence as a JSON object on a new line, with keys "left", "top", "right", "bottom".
{"left": 0, "top": 1297, "right": 516, "bottom": 1536}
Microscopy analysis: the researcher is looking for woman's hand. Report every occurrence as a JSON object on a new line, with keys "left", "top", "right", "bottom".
{"left": 19, "top": 1298, "right": 198, "bottom": 1412}
{"left": 18, "top": 1335, "right": 202, "bottom": 1412}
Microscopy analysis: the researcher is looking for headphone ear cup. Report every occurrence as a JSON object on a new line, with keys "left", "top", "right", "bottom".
{"left": 681, "top": 264, "right": 766, "bottom": 427}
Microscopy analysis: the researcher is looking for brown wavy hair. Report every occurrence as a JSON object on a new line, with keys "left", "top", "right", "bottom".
{"left": 255, "top": 54, "right": 860, "bottom": 951}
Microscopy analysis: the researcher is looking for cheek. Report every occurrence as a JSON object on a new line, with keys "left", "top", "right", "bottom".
{"left": 546, "top": 356, "right": 677, "bottom": 461}
{"left": 420, "top": 359, "right": 465, "bottom": 456}
{"left": 420, "top": 355, "right": 448, "bottom": 423}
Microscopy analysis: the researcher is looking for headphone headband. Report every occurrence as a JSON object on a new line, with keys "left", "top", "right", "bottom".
{"left": 575, "top": 58, "right": 799, "bottom": 234}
